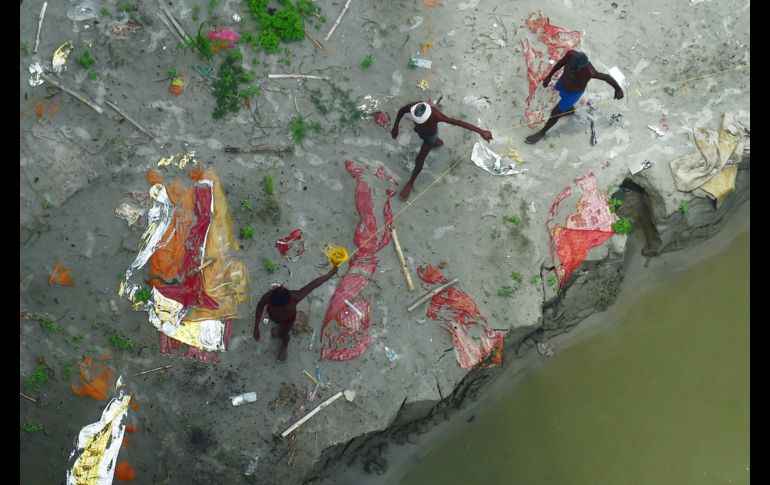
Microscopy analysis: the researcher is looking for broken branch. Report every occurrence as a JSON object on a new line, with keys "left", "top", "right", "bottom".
{"left": 105, "top": 100, "right": 155, "bottom": 138}
{"left": 268, "top": 74, "right": 330, "bottom": 81}
{"left": 324, "top": 0, "right": 353, "bottom": 41}
{"left": 40, "top": 73, "right": 104, "bottom": 115}
{"left": 224, "top": 145, "right": 293, "bottom": 154}
{"left": 132, "top": 364, "right": 173, "bottom": 377}
{"left": 407, "top": 278, "right": 459, "bottom": 312}
{"left": 20, "top": 392, "right": 38, "bottom": 404}
{"left": 305, "top": 29, "right": 328, "bottom": 53}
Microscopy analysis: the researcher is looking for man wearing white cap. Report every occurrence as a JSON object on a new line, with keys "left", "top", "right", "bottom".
{"left": 391, "top": 101, "right": 493, "bottom": 200}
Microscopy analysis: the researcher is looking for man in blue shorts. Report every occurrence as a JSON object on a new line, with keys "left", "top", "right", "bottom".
{"left": 525, "top": 50, "right": 624, "bottom": 145}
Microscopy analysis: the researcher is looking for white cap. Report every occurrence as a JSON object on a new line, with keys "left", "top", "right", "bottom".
{"left": 410, "top": 103, "right": 432, "bottom": 124}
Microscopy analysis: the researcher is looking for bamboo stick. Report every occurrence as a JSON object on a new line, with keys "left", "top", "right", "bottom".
{"left": 325, "top": 0, "right": 353, "bottom": 42}
{"left": 40, "top": 73, "right": 104, "bottom": 115}
{"left": 133, "top": 365, "right": 173, "bottom": 377}
{"left": 407, "top": 278, "right": 458, "bottom": 312}
{"left": 268, "top": 74, "right": 330, "bottom": 81}
{"left": 33, "top": 2, "right": 48, "bottom": 54}
{"left": 105, "top": 100, "right": 155, "bottom": 138}
{"left": 281, "top": 391, "right": 344, "bottom": 438}
{"left": 390, "top": 228, "right": 415, "bottom": 291}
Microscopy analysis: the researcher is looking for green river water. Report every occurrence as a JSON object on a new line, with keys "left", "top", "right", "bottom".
{"left": 394, "top": 227, "right": 749, "bottom": 484}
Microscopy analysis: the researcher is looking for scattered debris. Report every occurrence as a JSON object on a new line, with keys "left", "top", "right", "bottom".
{"left": 169, "top": 77, "right": 185, "bottom": 96}
{"left": 410, "top": 58, "right": 432, "bottom": 69}
{"left": 471, "top": 142, "right": 527, "bottom": 176}
{"left": 243, "top": 455, "right": 260, "bottom": 476}
{"left": 115, "top": 202, "right": 145, "bottom": 226}
{"left": 66, "top": 2, "right": 97, "bottom": 21}
{"left": 231, "top": 391, "right": 258, "bottom": 406}
{"left": 35, "top": 69, "right": 104, "bottom": 115}
{"left": 419, "top": 79, "right": 430, "bottom": 90}
{"left": 52, "top": 41, "right": 74, "bottom": 75}
{"left": 384, "top": 346, "right": 400, "bottom": 362}
{"left": 275, "top": 229, "right": 306, "bottom": 259}
{"left": 537, "top": 341, "right": 554, "bottom": 357}
{"left": 49, "top": 262, "right": 75, "bottom": 286}
{"left": 647, "top": 124, "right": 669, "bottom": 137}
{"left": 373, "top": 111, "right": 390, "bottom": 127}
{"left": 344, "top": 389, "right": 356, "bottom": 402}
{"left": 407, "top": 278, "right": 458, "bottom": 312}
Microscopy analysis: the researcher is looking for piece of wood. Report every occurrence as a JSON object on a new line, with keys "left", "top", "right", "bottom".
{"left": 40, "top": 73, "right": 104, "bottom": 115}
{"left": 292, "top": 87, "right": 300, "bottom": 113}
{"left": 224, "top": 145, "right": 293, "bottom": 154}
{"left": 162, "top": 5, "right": 189, "bottom": 41}
{"left": 20, "top": 392, "right": 37, "bottom": 404}
{"left": 186, "top": 258, "right": 215, "bottom": 278}
{"left": 302, "top": 370, "right": 319, "bottom": 386}
{"left": 33, "top": 2, "right": 48, "bottom": 54}
{"left": 325, "top": 0, "right": 353, "bottom": 41}
{"left": 282, "top": 391, "right": 344, "bottom": 438}
{"left": 390, "top": 228, "right": 415, "bottom": 292}
{"left": 105, "top": 100, "right": 155, "bottom": 138}
{"left": 305, "top": 29, "right": 328, "bottom": 53}
{"left": 156, "top": 11, "right": 184, "bottom": 43}
{"left": 132, "top": 364, "right": 173, "bottom": 377}
{"left": 268, "top": 74, "right": 330, "bottom": 81}
{"left": 407, "top": 278, "right": 458, "bottom": 312}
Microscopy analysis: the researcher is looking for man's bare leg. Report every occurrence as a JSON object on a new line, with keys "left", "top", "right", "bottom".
{"left": 400, "top": 141, "right": 436, "bottom": 200}
{"left": 525, "top": 105, "right": 568, "bottom": 144}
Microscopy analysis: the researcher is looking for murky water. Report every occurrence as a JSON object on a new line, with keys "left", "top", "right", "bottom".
{"left": 391, "top": 226, "right": 749, "bottom": 484}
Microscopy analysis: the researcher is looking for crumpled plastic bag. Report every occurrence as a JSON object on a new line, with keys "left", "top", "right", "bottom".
{"left": 471, "top": 142, "right": 527, "bottom": 176}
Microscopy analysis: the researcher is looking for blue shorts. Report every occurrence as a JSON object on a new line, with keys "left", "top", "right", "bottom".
{"left": 556, "top": 79, "right": 584, "bottom": 112}
{"left": 418, "top": 130, "right": 439, "bottom": 146}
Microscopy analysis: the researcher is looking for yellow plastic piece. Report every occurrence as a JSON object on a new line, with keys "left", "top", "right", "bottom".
{"left": 323, "top": 244, "right": 349, "bottom": 268}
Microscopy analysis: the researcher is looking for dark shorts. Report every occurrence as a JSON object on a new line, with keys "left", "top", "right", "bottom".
{"left": 418, "top": 130, "right": 439, "bottom": 146}
{"left": 556, "top": 78, "right": 584, "bottom": 112}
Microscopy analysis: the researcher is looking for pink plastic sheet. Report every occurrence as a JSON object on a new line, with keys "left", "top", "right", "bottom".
{"left": 546, "top": 173, "right": 615, "bottom": 288}
{"left": 416, "top": 265, "right": 504, "bottom": 369}
{"left": 319, "top": 161, "right": 396, "bottom": 360}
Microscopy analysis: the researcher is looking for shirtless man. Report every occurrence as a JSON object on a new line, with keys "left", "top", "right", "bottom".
{"left": 525, "top": 50, "right": 624, "bottom": 145}
{"left": 391, "top": 101, "right": 493, "bottom": 200}
{"left": 253, "top": 266, "right": 338, "bottom": 361}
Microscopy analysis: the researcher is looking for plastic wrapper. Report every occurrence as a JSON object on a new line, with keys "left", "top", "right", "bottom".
{"left": 276, "top": 229, "right": 306, "bottom": 258}
{"left": 52, "top": 41, "right": 73, "bottom": 75}
{"left": 471, "top": 142, "right": 527, "bottom": 176}
{"left": 115, "top": 202, "right": 144, "bottom": 226}
{"left": 66, "top": 392, "right": 131, "bottom": 485}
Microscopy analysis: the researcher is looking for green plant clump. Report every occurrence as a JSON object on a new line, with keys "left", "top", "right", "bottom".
{"left": 510, "top": 272, "right": 524, "bottom": 284}
{"left": 608, "top": 197, "right": 623, "bottom": 213}
{"left": 291, "top": 117, "right": 322, "bottom": 145}
{"left": 21, "top": 42, "right": 30, "bottom": 55}
{"left": 185, "top": 23, "right": 214, "bottom": 59}
{"left": 529, "top": 274, "right": 540, "bottom": 285}
{"left": 87, "top": 71, "right": 98, "bottom": 81}
{"left": 212, "top": 48, "right": 254, "bottom": 119}
{"left": 240, "top": 198, "right": 252, "bottom": 211}
{"left": 612, "top": 216, "right": 633, "bottom": 235}
{"left": 109, "top": 333, "right": 134, "bottom": 350}
{"left": 407, "top": 59, "right": 417, "bottom": 69}
{"left": 80, "top": 51, "right": 96, "bottom": 69}
{"left": 39, "top": 317, "right": 59, "bottom": 334}
{"left": 241, "top": 224, "right": 255, "bottom": 239}
{"left": 23, "top": 421, "right": 45, "bottom": 432}
{"left": 679, "top": 200, "right": 690, "bottom": 214}
{"left": 134, "top": 287, "right": 152, "bottom": 304}
{"left": 117, "top": 2, "right": 136, "bottom": 13}
{"left": 245, "top": 0, "right": 320, "bottom": 53}
{"left": 263, "top": 175, "right": 275, "bottom": 195}
{"left": 498, "top": 286, "right": 516, "bottom": 298}
{"left": 503, "top": 215, "right": 521, "bottom": 225}
{"left": 361, "top": 54, "right": 374, "bottom": 69}
{"left": 24, "top": 364, "right": 49, "bottom": 391}
{"left": 264, "top": 258, "right": 279, "bottom": 273}
{"left": 547, "top": 275, "right": 557, "bottom": 287}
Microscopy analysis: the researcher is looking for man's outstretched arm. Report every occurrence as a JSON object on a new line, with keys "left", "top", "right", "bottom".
{"left": 593, "top": 72, "right": 624, "bottom": 99}
{"left": 391, "top": 102, "right": 419, "bottom": 139}
{"left": 542, "top": 51, "right": 572, "bottom": 86}
{"left": 437, "top": 112, "right": 493, "bottom": 141}
{"left": 293, "top": 266, "right": 339, "bottom": 303}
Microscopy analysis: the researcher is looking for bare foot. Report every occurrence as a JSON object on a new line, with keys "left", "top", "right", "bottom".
{"left": 277, "top": 345, "right": 288, "bottom": 361}
{"left": 399, "top": 183, "right": 413, "bottom": 200}
{"left": 432, "top": 138, "right": 444, "bottom": 148}
{"left": 525, "top": 132, "right": 545, "bottom": 145}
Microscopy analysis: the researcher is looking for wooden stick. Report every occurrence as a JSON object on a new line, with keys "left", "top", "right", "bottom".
{"left": 33, "top": 2, "right": 48, "bottom": 54}
{"left": 407, "top": 278, "right": 458, "bottom": 312}
{"left": 268, "top": 74, "right": 330, "bottom": 81}
{"left": 390, "top": 228, "right": 415, "bottom": 292}
{"left": 325, "top": 0, "right": 353, "bottom": 42}
{"left": 156, "top": 11, "right": 184, "bottom": 43}
{"left": 40, "top": 73, "right": 104, "bottom": 115}
{"left": 305, "top": 29, "right": 328, "bottom": 53}
{"left": 186, "top": 258, "right": 215, "bottom": 278}
{"left": 303, "top": 370, "right": 319, "bottom": 386}
{"left": 162, "top": 6, "right": 189, "bottom": 41}
{"left": 291, "top": 87, "right": 300, "bottom": 113}
{"left": 105, "top": 100, "right": 155, "bottom": 138}
{"left": 282, "top": 391, "right": 344, "bottom": 438}
{"left": 132, "top": 364, "right": 173, "bottom": 377}
{"left": 20, "top": 392, "right": 37, "bottom": 404}
{"left": 224, "top": 145, "right": 293, "bottom": 154}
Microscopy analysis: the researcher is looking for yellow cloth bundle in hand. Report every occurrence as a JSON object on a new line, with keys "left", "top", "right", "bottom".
{"left": 323, "top": 244, "right": 349, "bottom": 267}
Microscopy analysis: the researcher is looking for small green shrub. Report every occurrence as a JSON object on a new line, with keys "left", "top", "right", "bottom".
{"left": 498, "top": 286, "right": 516, "bottom": 298}
{"left": 263, "top": 175, "right": 275, "bottom": 195}
{"left": 87, "top": 71, "right": 98, "bottom": 81}
{"left": 361, "top": 54, "right": 374, "bottom": 69}
{"left": 241, "top": 225, "right": 255, "bottom": 239}
{"left": 24, "top": 364, "right": 49, "bottom": 391}
{"left": 503, "top": 215, "right": 521, "bottom": 225}
{"left": 679, "top": 200, "right": 690, "bottom": 214}
{"left": 510, "top": 272, "right": 524, "bottom": 284}
{"left": 134, "top": 287, "right": 152, "bottom": 304}
{"left": 109, "top": 333, "right": 134, "bottom": 350}
{"left": 612, "top": 216, "right": 633, "bottom": 235}
{"left": 22, "top": 421, "right": 44, "bottom": 432}
{"left": 39, "top": 317, "right": 59, "bottom": 334}
{"left": 79, "top": 51, "right": 95, "bottom": 69}
{"left": 264, "top": 259, "right": 278, "bottom": 273}
{"left": 529, "top": 274, "right": 541, "bottom": 284}
{"left": 291, "top": 117, "right": 322, "bottom": 145}
{"left": 547, "top": 275, "right": 557, "bottom": 287}
{"left": 608, "top": 197, "right": 623, "bottom": 213}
